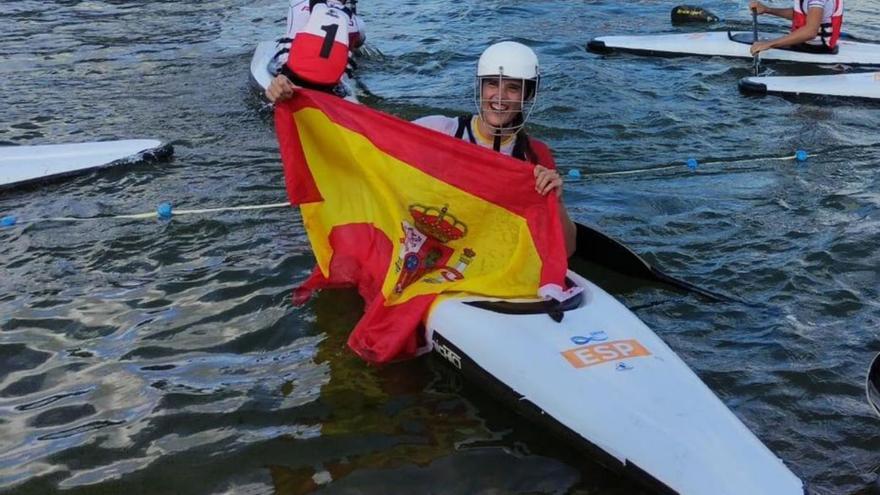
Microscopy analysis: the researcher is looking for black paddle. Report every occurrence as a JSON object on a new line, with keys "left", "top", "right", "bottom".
{"left": 572, "top": 222, "right": 735, "bottom": 303}
{"left": 752, "top": 7, "right": 761, "bottom": 76}
{"left": 868, "top": 353, "right": 880, "bottom": 417}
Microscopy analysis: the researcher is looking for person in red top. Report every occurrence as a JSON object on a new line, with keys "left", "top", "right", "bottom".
{"left": 749, "top": 0, "right": 844, "bottom": 55}
{"left": 273, "top": 0, "right": 366, "bottom": 75}
{"left": 267, "top": 41, "right": 577, "bottom": 256}
{"left": 411, "top": 42, "right": 576, "bottom": 256}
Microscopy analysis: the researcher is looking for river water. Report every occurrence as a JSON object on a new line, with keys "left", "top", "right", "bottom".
{"left": 1, "top": 0, "right": 878, "bottom": 494}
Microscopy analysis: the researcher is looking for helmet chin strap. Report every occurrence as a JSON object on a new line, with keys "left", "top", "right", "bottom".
{"left": 479, "top": 111, "right": 525, "bottom": 139}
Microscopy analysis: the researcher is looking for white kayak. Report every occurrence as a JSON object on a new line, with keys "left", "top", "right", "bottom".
{"left": 588, "top": 31, "right": 880, "bottom": 65}
{"left": 0, "top": 139, "right": 172, "bottom": 190}
{"left": 250, "top": 40, "right": 358, "bottom": 102}
{"left": 427, "top": 255, "right": 805, "bottom": 493}
{"left": 740, "top": 71, "right": 880, "bottom": 99}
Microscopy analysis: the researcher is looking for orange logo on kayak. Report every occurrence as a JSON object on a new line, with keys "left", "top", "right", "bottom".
{"left": 561, "top": 339, "right": 651, "bottom": 369}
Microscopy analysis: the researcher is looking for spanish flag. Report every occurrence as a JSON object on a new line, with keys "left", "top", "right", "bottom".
{"left": 275, "top": 89, "right": 567, "bottom": 364}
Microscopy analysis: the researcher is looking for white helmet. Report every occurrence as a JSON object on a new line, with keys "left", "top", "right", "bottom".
{"left": 474, "top": 41, "right": 540, "bottom": 133}
{"left": 477, "top": 41, "right": 540, "bottom": 81}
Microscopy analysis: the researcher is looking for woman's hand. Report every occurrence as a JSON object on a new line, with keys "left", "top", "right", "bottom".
{"left": 749, "top": 1, "right": 768, "bottom": 15}
{"left": 534, "top": 165, "right": 563, "bottom": 196}
{"left": 750, "top": 40, "right": 775, "bottom": 55}
{"left": 266, "top": 75, "right": 299, "bottom": 103}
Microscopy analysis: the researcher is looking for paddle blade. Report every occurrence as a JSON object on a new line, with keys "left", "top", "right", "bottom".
{"left": 571, "top": 223, "right": 735, "bottom": 303}
{"left": 671, "top": 5, "right": 720, "bottom": 24}
{"left": 868, "top": 353, "right": 880, "bottom": 417}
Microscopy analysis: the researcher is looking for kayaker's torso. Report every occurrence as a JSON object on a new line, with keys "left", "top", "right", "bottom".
{"left": 413, "top": 115, "right": 556, "bottom": 168}
{"left": 286, "top": 0, "right": 366, "bottom": 48}
{"left": 792, "top": 0, "right": 843, "bottom": 49}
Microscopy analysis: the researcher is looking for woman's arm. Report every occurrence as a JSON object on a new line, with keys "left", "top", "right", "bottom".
{"left": 558, "top": 200, "right": 577, "bottom": 258}
{"left": 751, "top": 7, "right": 824, "bottom": 54}
{"left": 749, "top": 1, "right": 794, "bottom": 20}
{"left": 534, "top": 165, "right": 577, "bottom": 257}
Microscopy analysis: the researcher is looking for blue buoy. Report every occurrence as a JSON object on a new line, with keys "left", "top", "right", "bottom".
{"left": 0, "top": 215, "right": 17, "bottom": 227}
{"left": 686, "top": 158, "right": 698, "bottom": 170}
{"left": 795, "top": 150, "right": 808, "bottom": 162}
{"left": 157, "top": 202, "right": 173, "bottom": 219}
{"left": 567, "top": 168, "right": 581, "bottom": 179}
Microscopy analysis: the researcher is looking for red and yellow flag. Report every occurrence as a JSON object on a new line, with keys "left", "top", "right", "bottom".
{"left": 274, "top": 89, "right": 567, "bottom": 364}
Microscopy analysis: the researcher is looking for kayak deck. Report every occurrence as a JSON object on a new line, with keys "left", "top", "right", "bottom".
{"left": 740, "top": 71, "right": 880, "bottom": 99}
{"left": 427, "top": 270, "right": 804, "bottom": 495}
{"left": 0, "top": 139, "right": 172, "bottom": 190}
{"left": 588, "top": 31, "right": 880, "bottom": 65}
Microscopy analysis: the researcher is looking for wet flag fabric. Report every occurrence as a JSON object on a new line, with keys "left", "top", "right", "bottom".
{"left": 274, "top": 89, "right": 568, "bottom": 363}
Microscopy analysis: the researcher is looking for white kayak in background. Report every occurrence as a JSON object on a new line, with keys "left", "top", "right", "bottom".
{"left": 250, "top": 40, "right": 358, "bottom": 102}
{"left": 0, "top": 139, "right": 172, "bottom": 190}
{"left": 427, "top": 267, "right": 805, "bottom": 494}
{"left": 740, "top": 71, "right": 880, "bottom": 99}
{"left": 588, "top": 31, "right": 880, "bottom": 65}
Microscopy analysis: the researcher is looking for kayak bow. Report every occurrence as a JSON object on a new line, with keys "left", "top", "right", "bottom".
{"left": 427, "top": 225, "right": 805, "bottom": 494}
{"left": 740, "top": 71, "right": 880, "bottom": 100}
{"left": 0, "top": 140, "right": 172, "bottom": 191}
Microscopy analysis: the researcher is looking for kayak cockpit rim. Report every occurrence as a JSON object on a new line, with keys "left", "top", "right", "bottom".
{"left": 727, "top": 31, "right": 840, "bottom": 54}
{"left": 465, "top": 276, "right": 583, "bottom": 320}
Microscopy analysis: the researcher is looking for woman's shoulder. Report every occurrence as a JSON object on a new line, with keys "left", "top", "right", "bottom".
{"left": 526, "top": 136, "right": 556, "bottom": 168}
{"left": 411, "top": 115, "right": 464, "bottom": 136}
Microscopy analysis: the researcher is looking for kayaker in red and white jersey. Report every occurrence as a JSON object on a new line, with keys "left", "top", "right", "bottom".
{"left": 748, "top": 0, "right": 843, "bottom": 55}
{"left": 287, "top": 0, "right": 365, "bottom": 49}
{"left": 271, "top": 0, "right": 366, "bottom": 74}
{"left": 266, "top": 41, "right": 577, "bottom": 256}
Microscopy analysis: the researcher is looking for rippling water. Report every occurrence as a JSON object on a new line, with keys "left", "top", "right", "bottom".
{"left": 2, "top": 1, "right": 879, "bottom": 494}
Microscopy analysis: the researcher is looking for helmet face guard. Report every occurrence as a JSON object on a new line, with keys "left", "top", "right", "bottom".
{"left": 473, "top": 41, "right": 540, "bottom": 134}
{"left": 474, "top": 74, "right": 538, "bottom": 134}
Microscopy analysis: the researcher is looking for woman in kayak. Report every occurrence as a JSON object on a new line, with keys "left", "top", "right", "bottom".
{"left": 748, "top": 0, "right": 843, "bottom": 55}
{"left": 410, "top": 42, "right": 576, "bottom": 256}
{"left": 267, "top": 41, "right": 577, "bottom": 256}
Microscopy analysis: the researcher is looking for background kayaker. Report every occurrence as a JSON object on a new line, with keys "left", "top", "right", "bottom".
{"left": 271, "top": 0, "right": 366, "bottom": 75}
{"left": 266, "top": 41, "right": 577, "bottom": 257}
{"left": 748, "top": 0, "right": 843, "bottom": 55}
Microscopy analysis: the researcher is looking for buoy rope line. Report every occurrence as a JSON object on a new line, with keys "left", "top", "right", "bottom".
{"left": 1, "top": 202, "right": 290, "bottom": 227}
{"left": 568, "top": 150, "right": 811, "bottom": 179}
{"left": 0, "top": 149, "right": 825, "bottom": 227}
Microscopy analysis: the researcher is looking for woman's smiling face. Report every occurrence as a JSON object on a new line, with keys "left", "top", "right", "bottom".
{"left": 479, "top": 77, "right": 525, "bottom": 129}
